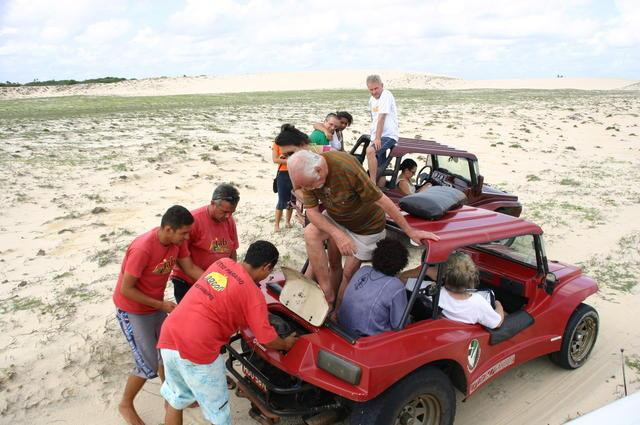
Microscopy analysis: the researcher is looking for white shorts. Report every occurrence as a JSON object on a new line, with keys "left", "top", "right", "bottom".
{"left": 323, "top": 212, "right": 386, "bottom": 261}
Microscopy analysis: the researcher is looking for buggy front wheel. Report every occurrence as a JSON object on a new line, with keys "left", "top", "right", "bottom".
{"left": 550, "top": 303, "right": 599, "bottom": 369}
{"left": 350, "top": 366, "right": 455, "bottom": 425}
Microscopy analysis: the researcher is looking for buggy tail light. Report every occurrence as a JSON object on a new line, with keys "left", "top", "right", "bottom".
{"left": 317, "top": 350, "right": 361, "bottom": 385}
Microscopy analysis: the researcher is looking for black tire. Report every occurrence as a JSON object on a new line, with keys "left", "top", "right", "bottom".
{"left": 350, "top": 366, "right": 455, "bottom": 425}
{"left": 550, "top": 303, "right": 599, "bottom": 369}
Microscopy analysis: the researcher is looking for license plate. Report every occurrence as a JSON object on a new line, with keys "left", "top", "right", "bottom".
{"left": 242, "top": 365, "right": 267, "bottom": 393}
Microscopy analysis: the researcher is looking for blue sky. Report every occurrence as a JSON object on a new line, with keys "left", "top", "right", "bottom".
{"left": 0, "top": 0, "right": 638, "bottom": 83}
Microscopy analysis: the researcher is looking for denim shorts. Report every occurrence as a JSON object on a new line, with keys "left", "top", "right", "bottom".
{"left": 376, "top": 137, "right": 397, "bottom": 164}
{"left": 160, "top": 349, "right": 231, "bottom": 425}
{"left": 276, "top": 170, "right": 293, "bottom": 210}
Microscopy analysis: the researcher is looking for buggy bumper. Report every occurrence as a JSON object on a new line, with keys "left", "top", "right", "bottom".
{"left": 225, "top": 334, "right": 344, "bottom": 417}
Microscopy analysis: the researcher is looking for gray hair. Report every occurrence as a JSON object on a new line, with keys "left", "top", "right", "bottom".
{"left": 212, "top": 183, "right": 240, "bottom": 205}
{"left": 325, "top": 112, "right": 338, "bottom": 122}
{"left": 366, "top": 74, "right": 383, "bottom": 85}
{"left": 289, "top": 150, "right": 323, "bottom": 182}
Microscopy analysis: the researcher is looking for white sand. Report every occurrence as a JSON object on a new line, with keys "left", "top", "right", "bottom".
{"left": 0, "top": 71, "right": 637, "bottom": 99}
{"left": 0, "top": 71, "right": 639, "bottom": 425}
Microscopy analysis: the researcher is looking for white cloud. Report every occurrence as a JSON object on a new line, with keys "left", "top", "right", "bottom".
{"left": 75, "top": 19, "right": 132, "bottom": 44}
{"left": 40, "top": 26, "right": 70, "bottom": 42}
{"left": 0, "top": 0, "right": 638, "bottom": 82}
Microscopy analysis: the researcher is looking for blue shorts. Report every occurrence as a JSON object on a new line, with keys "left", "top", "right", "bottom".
{"left": 160, "top": 349, "right": 231, "bottom": 425}
{"left": 276, "top": 170, "right": 293, "bottom": 210}
{"left": 374, "top": 137, "right": 397, "bottom": 164}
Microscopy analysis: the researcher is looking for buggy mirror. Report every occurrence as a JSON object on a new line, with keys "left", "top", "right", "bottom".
{"left": 474, "top": 174, "right": 484, "bottom": 195}
{"left": 545, "top": 272, "right": 557, "bottom": 295}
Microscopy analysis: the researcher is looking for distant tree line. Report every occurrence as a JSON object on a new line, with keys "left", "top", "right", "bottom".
{"left": 0, "top": 77, "right": 128, "bottom": 87}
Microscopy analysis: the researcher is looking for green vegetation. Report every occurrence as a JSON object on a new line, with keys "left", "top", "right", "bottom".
{"left": 0, "top": 77, "right": 127, "bottom": 87}
{"left": 1, "top": 89, "right": 638, "bottom": 121}
{"left": 0, "top": 296, "right": 45, "bottom": 314}
{"left": 579, "top": 232, "right": 640, "bottom": 292}
{"left": 626, "top": 353, "right": 640, "bottom": 373}
{"left": 89, "top": 248, "right": 119, "bottom": 267}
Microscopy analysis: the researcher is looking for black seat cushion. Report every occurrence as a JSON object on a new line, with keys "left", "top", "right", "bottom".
{"left": 486, "top": 310, "right": 534, "bottom": 345}
{"left": 399, "top": 186, "right": 466, "bottom": 220}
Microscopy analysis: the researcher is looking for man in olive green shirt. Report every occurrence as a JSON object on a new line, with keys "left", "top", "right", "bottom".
{"left": 288, "top": 150, "right": 439, "bottom": 310}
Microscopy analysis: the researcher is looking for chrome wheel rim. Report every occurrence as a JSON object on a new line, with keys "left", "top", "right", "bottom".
{"left": 395, "top": 393, "right": 441, "bottom": 425}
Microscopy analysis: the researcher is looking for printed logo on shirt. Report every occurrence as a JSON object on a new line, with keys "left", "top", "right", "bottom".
{"left": 205, "top": 271, "right": 228, "bottom": 291}
{"left": 354, "top": 273, "right": 367, "bottom": 290}
{"left": 153, "top": 256, "right": 177, "bottom": 275}
{"left": 209, "top": 238, "right": 231, "bottom": 253}
{"left": 372, "top": 106, "right": 379, "bottom": 113}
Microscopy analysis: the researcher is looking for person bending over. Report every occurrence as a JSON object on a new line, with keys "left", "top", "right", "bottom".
{"left": 337, "top": 238, "right": 409, "bottom": 336}
{"left": 158, "top": 241, "right": 298, "bottom": 425}
{"left": 438, "top": 252, "right": 504, "bottom": 329}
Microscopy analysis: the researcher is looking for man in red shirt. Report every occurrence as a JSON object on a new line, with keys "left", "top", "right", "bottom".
{"left": 170, "top": 183, "right": 240, "bottom": 303}
{"left": 113, "top": 205, "right": 204, "bottom": 425}
{"left": 158, "top": 241, "right": 298, "bottom": 425}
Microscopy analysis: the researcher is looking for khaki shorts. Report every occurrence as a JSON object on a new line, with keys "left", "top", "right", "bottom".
{"left": 323, "top": 212, "right": 386, "bottom": 261}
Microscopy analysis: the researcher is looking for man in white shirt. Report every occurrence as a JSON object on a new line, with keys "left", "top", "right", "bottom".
{"left": 365, "top": 74, "right": 399, "bottom": 185}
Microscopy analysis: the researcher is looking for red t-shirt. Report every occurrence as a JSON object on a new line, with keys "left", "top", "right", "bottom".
{"left": 113, "top": 228, "right": 189, "bottom": 314}
{"left": 157, "top": 258, "right": 278, "bottom": 364}
{"left": 171, "top": 205, "right": 239, "bottom": 285}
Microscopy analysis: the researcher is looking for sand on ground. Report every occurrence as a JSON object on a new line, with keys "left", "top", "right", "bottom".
{"left": 0, "top": 71, "right": 637, "bottom": 99}
{"left": 0, "top": 71, "right": 639, "bottom": 425}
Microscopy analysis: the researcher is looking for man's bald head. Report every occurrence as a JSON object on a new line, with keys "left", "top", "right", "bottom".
{"left": 288, "top": 150, "right": 328, "bottom": 190}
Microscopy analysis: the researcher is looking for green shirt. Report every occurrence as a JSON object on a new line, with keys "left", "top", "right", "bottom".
{"left": 302, "top": 151, "right": 385, "bottom": 235}
{"left": 309, "top": 129, "right": 330, "bottom": 145}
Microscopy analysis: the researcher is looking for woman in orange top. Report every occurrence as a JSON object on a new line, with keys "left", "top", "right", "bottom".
{"left": 272, "top": 124, "right": 310, "bottom": 232}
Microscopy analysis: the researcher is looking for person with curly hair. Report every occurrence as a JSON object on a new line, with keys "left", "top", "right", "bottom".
{"left": 438, "top": 252, "right": 504, "bottom": 328}
{"left": 337, "top": 238, "right": 409, "bottom": 336}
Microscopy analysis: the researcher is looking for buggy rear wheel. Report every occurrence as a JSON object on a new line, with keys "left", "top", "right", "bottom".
{"left": 550, "top": 303, "right": 599, "bottom": 369}
{"left": 350, "top": 366, "right": 455, "bottom": 425}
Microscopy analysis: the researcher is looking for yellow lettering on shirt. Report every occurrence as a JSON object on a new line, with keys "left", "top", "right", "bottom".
{"left": 153, "top": 256, "right": 177, "bottom": 275}
{"left": 209, "top": 238, "right": 231, "bottom": 253}
{"left": 205, "top": 272, "right": 228, "bottom": 291}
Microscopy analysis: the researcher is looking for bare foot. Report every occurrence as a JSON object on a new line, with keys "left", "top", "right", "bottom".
{"left": 285, "top": 222, "right": 293, "bottom": 228}
{"left": 274, "top": 226, "right": 280, "bottom": 233}
{"left": 118, "top": 404, "right": 146, "bottom": 425}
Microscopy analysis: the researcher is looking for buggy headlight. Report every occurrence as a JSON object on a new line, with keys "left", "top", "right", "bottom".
{"left": 317, "top": 350, "right": 361, "bottom": 385}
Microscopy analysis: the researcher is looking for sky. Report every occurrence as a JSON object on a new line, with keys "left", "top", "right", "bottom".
{"left": 0, "top": 0, "right": 638, "bottom": 83}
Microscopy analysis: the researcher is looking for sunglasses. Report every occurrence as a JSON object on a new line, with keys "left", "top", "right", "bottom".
{"left": 214, "top": 196, "right": 239, "bottom": 203}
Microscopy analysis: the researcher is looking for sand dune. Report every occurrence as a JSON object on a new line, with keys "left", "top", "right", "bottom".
{"left": 0, "top": 71, "right": 636, "bottom": 99}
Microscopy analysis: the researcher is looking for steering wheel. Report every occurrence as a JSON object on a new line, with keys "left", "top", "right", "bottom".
{"left": 416, "top": 165, "right": 432, "bottom": 187}
{"left": 415, "top": 173, "right": 429, "bottom": 187}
